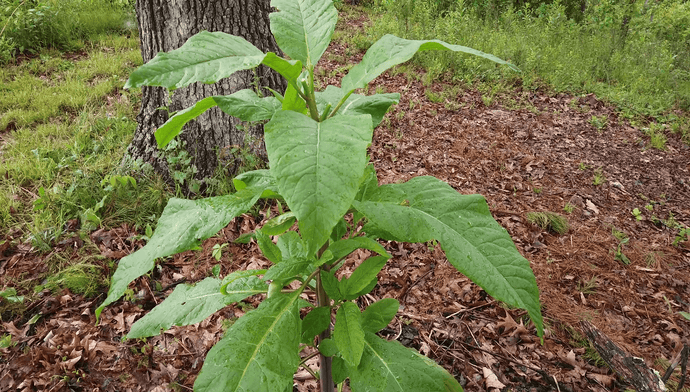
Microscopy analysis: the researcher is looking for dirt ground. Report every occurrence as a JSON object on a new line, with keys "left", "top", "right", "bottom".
{"left": 2, "top": 13, "right": 690, "bottom": 392}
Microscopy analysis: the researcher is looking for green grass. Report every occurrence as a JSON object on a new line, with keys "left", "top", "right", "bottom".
{"left": 0, "top": 0, "right": 136, "bottom": 61}
{"left": 526, "top": 211, "right": 569, "bottom": 234}
{"left": 0, "top": 34, "right": 170, "bottom": 243}
{"left": 364, "top": 0, "right": 690, "bottom": 138}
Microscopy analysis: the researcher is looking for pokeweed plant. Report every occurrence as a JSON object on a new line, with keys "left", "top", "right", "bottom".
{"left": 96, "top": 0, "right": 543, "bottom": 391}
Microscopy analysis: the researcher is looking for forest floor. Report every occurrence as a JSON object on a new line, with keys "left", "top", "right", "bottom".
{"left": 2, "top": 9, "right": 690, "bottom": 392}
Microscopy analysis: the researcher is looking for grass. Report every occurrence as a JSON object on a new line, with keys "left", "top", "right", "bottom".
{"left": 526, "top": 211, "right": 569, "bottom": 234}
{"left": 0, "top": 0, "right": 136, "bottom": 61}
{"left": 364, "top": 0, "right": 690, "bottom": 140}
{"left": 0, "top": 32, "right": 174, "bottom": 307}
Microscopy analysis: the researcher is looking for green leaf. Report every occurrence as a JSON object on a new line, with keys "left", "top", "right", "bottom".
{"left": 95, "top": 185, "right": 268, "bottom": 322}
{"left": 349, "top": 332, "right": 463, "bottom": 392}
{"left": 263, "top": 258, "right": 313, "bottom": 284}
{"left": 319, "top": 338, "right": 339, "bottom": 357}
{"left": 347, "top": 276, "right": 378, "bottom": 300}
{"left": 233, "top": 169, "right": 280, "bottom": 199}
{"left": 332, "top": 356, "right": 349, "bottom": 384}
{"left": 261, "top": 52, "right": 303, "bottom": 84}
{"left": 319, "top": 237, "right": 390, "bottom": 266}
{"left": 355, "top": 163, "right": 379, "bottom": 202}
{"left": 301, "top": 306, "right": 332, "bottom": 344}
{"left": 330, "top": 218, "right": 348, "bottom": 242}
{"left": 353, "top": 176, "right": 543, "bottom": 337}
{"left": 127, "top": 276, "right": 266, "bottom": 339}
{"left": 0, "top": 288, "right": 24, "bottom": 304}
{"left": 361, "top": 298, "right": 399, "bottom": 333}
{"left": 154, "top": 91, "right": 282, "bottom": 149}
{"left": 125, "top": 31, "right": 266, "bottom": 90}
{"left": 342, "top": 256, "right": 388, "bottom": 297}
{"left": 315, "top": 86, "right": 400, "bottom": 127}
{"left": 334, "top": 301, "right": 365, "bottom": 367}
{"left": 221, "top": 270, "right": 267, "bottom": 294}
{"left": 680, "top": 311, "right": 690, "bottom": 320}
{"left": 277, "top": 231, "right": 307, "bottom": 260}
{"left": 320, "top": 270, "right": 343, "bottom": 301}
{"left": 263, "top": 212, "right": 297, "bottom": 236}
{"left": 341, "top": 34, "right": 518, "bottom": 93}
{"left": 256, "top": 229, "right": 282, "bottom": 264}
{"left": 194, "top": 292, "right": 302, "bottom": 392}
{"left": 269, "top": 0, "right": 338, "bottom": 67}
{"left": 281, "top": 83, "right": 306, "bottom": 112}
{"left": 264, "top": 112, "right": 373, "bottom": 256}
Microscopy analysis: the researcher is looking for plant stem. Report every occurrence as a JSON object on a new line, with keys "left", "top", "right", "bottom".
{"left": 316, "top": 271, "right": 334, "bottom": 392}
{"left": 315, "top": 241, "right": 334, "bottom": 392}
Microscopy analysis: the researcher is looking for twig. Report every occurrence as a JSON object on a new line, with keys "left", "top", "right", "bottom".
{"left": 401, "top": 264, "right": 435, "bottom": 301}
{"left": 445, "top": 300, "right": 496, "bottom": 319}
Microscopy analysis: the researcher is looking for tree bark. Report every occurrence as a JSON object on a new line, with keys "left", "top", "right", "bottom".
{"left": 127, "top": 0, "right": 286, "bottom": 183}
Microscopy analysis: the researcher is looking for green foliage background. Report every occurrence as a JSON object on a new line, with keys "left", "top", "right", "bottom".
{"left": 367, "top": 0, "right": 690, "bottom": 121}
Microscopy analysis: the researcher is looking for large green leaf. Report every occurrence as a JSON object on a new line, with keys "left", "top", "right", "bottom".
{"left": 125, "top": 31, "right": 266, "bottom": 90}
{"left": 95, "top": 184, "right": 270, "bottom": 321}
{"left": 320, "top": 236, "right": 390, "bottom": 267}
{"left": 361, "top": 298, "right": 399, "bottom": 334}
{"left": 261, "top": 52, "right": 303, "bottom": 84}
{"left": 353, "top": 176, "right": 543, "bottom": 337}
{"left": 341, "top": 34, "right": 518, "bottom": 93}
{"left": 194, "top": 292, "right": 302, "bottom": 392}
{"left": 301, "top": 306, "right": 331, "bottom": 344}
{"left": 342, "top": 256, "right": 388, "bottom": 297}
{"left": 264, "top": 111, "right": 373, "bottom": 256}
{"left": 334, "top": 301, "right": 365, "bottom": 367}
{"left": 348, "top": 332, "right": 463, "bottom": 392}
{"left": 315, "top": 86, "right": 400, "bottom": 127}
{"left": 154, "top": 91, "right": 282, "bottom": 148}
{"left": 269, "top": 0, "right": 338, "bottom": 67}
{"left": 127, "top": 276, "right": 267, "bottom": 339}
{"left": 256, "top": 229, "right": 282, "bottom": 264}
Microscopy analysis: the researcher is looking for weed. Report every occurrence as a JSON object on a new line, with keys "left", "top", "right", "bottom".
{"left": 526, "top": 211, "right": 569, "bottom": 234}
{"left": 576, "top": 275, "right": 598, "bottom": 295}
{"left": 425, "top": 89, "right": 443, "bottom": 103}
{"left": 578, "top": 162, "right": 589, "bottom": 171}
{"left": 611, "top": 227, "right": 630, "bottom": 264}
{"left": 589, "top": 115, "right": 608, "bottom": 132}
{"left": 643, "top": 123, "right": 667, "bottom": 150}
{"left": 673, "top": 227, "right": 690, "bottom": 247}
{"left": 212, "top": 243, "right": 228, "bottom": 261}
{"left": 563, "top": 203, "right": 575, "bottom": 214}
{"left": 592, "top": 168, "right": 605, "bottom": 185}
{"left": 631, "top": 208, "right": 643, "bottom": 221}
{"left": 37, "top": 260, "right": 104, "bottom": 297}
{"left": 644, "top": 251, "right": 663, "bottom": 268}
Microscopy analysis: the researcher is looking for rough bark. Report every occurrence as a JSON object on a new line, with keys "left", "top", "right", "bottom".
{"left": 580, "top": 321, "right": 666, "bottom": 392}
{"left": 127, "top": 0, "right": 286, "bottom": 182}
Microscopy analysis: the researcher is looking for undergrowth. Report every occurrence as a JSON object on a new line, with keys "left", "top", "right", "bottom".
{"left": 0, "top": 0, "right": 136, "bottom": 62}
{"left": 361, "top": 0, "right": 690, "bottom": 142}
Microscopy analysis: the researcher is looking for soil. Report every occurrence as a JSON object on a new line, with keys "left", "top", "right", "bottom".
{"left": 2, "top": 10, "right": 690, "bottom": 392}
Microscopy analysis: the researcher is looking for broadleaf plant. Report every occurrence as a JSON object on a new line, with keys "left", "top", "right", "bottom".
{"left": 101, "top": 0, "right": 543, "bottom": 390}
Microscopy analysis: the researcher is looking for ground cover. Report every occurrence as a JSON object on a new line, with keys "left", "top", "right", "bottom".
{"left": 1, "top": 5, "right": 690, "bottom": 392}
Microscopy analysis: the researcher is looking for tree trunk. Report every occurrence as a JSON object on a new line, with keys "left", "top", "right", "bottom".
{"left": 127, "top": 0, "right": 286, "bottom": 184}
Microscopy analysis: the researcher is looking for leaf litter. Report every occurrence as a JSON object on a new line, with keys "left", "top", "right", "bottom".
{"left": 2, "top": 10, "right": 690, "bottom": 392}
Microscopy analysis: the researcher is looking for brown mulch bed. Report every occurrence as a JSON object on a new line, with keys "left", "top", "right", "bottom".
{"left": 2, "top": 10, "right": 690, "bottom": 392}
